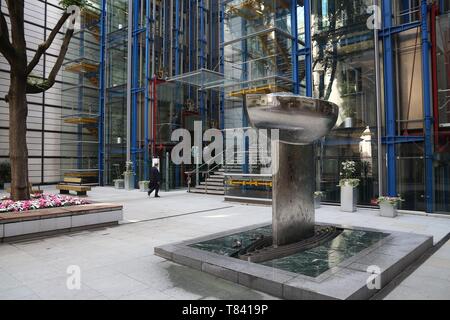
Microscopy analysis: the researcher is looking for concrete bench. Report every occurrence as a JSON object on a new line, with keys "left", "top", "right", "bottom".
{"left": 0, "top": 203, "right": 123, "bottom": 242}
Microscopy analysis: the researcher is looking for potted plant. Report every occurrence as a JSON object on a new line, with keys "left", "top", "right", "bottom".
{"left": 339, "top": 160, "right": 360, "bottom": 212}
{"left": 377, "top": 196, "right": 404, "bottom": 218}
{"left": 342, "top": 105, "right": 356, "bottom": 128}
{"left": 139, "top": 181, "right": 150, "bottom": 192}
{"left": 314, "top": 191, "right": 325, "bottom": 209}
{"left": 123, "top": 161, "right": 135, "bottom": 190}
{"left": 114, "top": 179, "right": 124, "bottom": 189}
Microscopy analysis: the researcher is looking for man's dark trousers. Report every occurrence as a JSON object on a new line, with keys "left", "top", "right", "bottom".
{"left": 148, "top": 182, "right": 159, "bottom": 197}
{"left": 148, "top": 166, "right": 161, "bottom": 197}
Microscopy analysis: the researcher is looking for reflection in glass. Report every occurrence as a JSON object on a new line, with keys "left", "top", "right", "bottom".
{"left": 311, "top": 0, "right": 379, "bottom": 205}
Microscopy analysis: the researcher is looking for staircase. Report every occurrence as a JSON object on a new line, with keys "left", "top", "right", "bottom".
{"left": 187, "top": 143, "right": 270, "bottom": 196}
{"left": 189, "top": 168, "right": 225, "bottom": 195}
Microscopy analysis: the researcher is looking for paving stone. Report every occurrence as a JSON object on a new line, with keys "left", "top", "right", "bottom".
{"left": 1, "top": 188, "right": 450, "bottom": 300}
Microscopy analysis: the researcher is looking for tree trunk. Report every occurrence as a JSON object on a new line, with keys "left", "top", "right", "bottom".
{"left": 8, "top": 68, "right": 30, "bottom": 201}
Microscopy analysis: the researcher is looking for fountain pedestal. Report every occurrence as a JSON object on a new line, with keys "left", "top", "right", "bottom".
{"left": 272, "top": 141, "right": 315, "bottom": 246}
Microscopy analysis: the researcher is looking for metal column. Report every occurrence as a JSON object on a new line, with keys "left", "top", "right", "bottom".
{"left": 291, "top": 0, "right": 299, "bottom": 94}
{"left": 144, "top": 0, "right": 152, "bottom": 181}
{"left": 297, "top": 0, "right": 312, "bottom": 97}
{"left": 382, "top": 1, "right": 397, "bottom": 196}
{"left": 421, "top": 0, "right": 434, "bottom": 212}
{"left": 219, "top": 0, "right": 225, "bottom": 130}
{"left": 98, "top": 0, "right": 107, "bottom": 186}
{"left": 304, "top": 0, "right": 312, "bottom": 97}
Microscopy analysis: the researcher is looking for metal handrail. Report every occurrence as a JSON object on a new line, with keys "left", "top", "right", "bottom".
{"left": 185, "top": 143, "right": 236, "bottom": 192}
{"left": 185, "top": 145, "right": 268, "bottom": 192}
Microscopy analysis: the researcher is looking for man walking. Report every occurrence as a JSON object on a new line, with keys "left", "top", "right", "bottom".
{"left": 148, "top": 163, "right": 161, "bottom": 198}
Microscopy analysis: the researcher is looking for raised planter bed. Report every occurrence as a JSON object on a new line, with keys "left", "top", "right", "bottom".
{"left": 0, "top": 203, "right": 123, "bottom": 242}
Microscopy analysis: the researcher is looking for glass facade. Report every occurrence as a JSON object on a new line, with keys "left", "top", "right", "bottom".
{"left": 104, "top": 0, "right": 128, "bottom": 184}
{"left": 44, "top": 0, "right": 450, "bottom": 213}
{"left": 61, "top": 1, "right": 101, "bottom": 179}
{"left": 216, "top": 0, "right": 450, "bottom": 214}
{"left": 435, "top": 12, "right": 450, "bottom": 213}
{"left": 310, "top": 0, "right": 379, "bottom": 206}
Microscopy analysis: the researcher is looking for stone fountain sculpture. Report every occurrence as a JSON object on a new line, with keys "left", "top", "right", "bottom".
{"left": 245, "top": 93, "right": 339, "bottom": 247}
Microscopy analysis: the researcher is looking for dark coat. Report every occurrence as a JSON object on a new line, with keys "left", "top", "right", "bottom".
{"left": 150, "top": 166, "right": 161, "bottom": 183}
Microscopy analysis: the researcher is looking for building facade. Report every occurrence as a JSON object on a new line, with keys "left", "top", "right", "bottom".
{"left": 0, "top": 0, "right": 449, "bottom": 213}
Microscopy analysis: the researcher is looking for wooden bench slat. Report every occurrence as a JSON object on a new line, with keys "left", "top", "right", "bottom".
{"left": 56, "top": 184, "right": 91, "bottom": 192}
{"left": 64, "top": 177, "right": 83, "bottom": 183}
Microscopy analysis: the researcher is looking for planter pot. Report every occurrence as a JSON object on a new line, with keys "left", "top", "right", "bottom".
{"left": 340, "top": 184, "right": 357, "bottom": 212}
{"left": 344, "top": 117, "right": 353, "bottom": 128}
{"left": 379, "top": 202, "right": 398, "bottom": 218}
{"left": 123, "top": 172, "right": 135, "bottom": 190}
{"left": 114, "top": 179, "right": 124, "bottom": 189}
{"left": 314, "top": 196, "right": 321, "bottom": 209}
{"left": 139, "top": 181, "right": 150, "bottom": 192}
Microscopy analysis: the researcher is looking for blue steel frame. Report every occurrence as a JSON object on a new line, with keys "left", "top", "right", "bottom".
{"left": 219, "top": 1, "right": 225, "bottom": 130}
{"left": 175, "top": 0, "right": 182, "bottom": 188}
{"left": 199, "top": 0, "right": 207, "bottom": 124}
{"left": 292, "top": 0, "right": 435, "bottom": 211}
{"left": 240, "top": 5, "right": 249, "bottom": 174}
{"left": 130, "top": 0, "right": 146, "bottom": 186}
{"left": 290, "top": 0, "right": 299, "bottom": 94}
{"left": 98, "top": 0, "right": 107, "bottom": 185}
{"left": 296, "top": 0, "right": 312, "bottom": 97}
{"left": 381, "top": 1, "right": 398, "bottom": 197}
{"left": 378, "top": 0, "right": 433, "bottom": 211}
{"left": 144, "top": 0, "right": 152, "bottom": 181}
{"left": 421, "top": 0, "right": 434, "bottom": 212}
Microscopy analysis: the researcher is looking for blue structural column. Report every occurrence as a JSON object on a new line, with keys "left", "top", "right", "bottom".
{"left": 198, "top": 0, "right": 207, "bottom": 124}
{"left": 304, "top": 0, "right": 312, "bottom": 97}
{"left": 382, "top": 1, "right": 397, "bottom": 197}
{"left": 131, "top": 0, "right": 140, "bottom": 186}
{"left": 297, "top": 0, "right": 312, "bottom": 97}
{"left": 219, "top": 1, "right": 225, "bottom": 130}
{"left": 291, "top": 0, "right": 299, "bottom": 94}
{"left": 421, "top": 0, "right": 434, "bottom": 212}
{"left": 144, "top": 0, "right": 151, "bottom": 181}
{"left": 98, "top": 0, "right": 107, "bottom": 185}
{"left": 175, "top": 0, "right": 182, "bottom": 187}
{"left": 241, "top": 8, "right": 249, "bottom": 174}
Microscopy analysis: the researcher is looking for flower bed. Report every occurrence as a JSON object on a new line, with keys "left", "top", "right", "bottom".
{"left": 0, "top": 193, "right": 88, "bottom": 213}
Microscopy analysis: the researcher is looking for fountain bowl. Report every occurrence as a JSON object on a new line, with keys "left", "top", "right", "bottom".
{"left": 245, "top": 93, "right": 339, "bottom": 145}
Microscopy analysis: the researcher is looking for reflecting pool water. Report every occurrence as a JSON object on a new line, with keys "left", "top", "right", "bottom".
{"left": 189, "top": 226, "right": 389, "bottom": 278}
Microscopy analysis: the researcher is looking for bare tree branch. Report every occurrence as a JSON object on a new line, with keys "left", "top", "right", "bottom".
{"left": 26, "top": 12, "right": 71, "bottom": 75}
{"left": 26, "top": 27, "right": 75, "bottom": 94}
{"left": 0, "top": 6, "right": 15, "bottom": 63}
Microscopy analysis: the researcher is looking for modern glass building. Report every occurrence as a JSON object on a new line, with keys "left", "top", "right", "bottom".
{"left": 0, "top": 0, "right": 449, "bottom": 213}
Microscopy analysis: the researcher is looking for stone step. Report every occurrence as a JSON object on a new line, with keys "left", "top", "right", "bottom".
{"left": 195, "top": 185, "right": 224, "bottom": 191}
{"left": 189, "top": 188, "right": 224, "bottom": 195}
{"left": 206, "top": 178, "right": 224, "bottom": 183}
{"left": 200, "top": 181, "right": 223, "bottom": 187}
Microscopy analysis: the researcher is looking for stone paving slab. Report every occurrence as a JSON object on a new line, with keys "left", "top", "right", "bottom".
{"left": 0, "top": 188, "right": 449, "bottom": 300}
